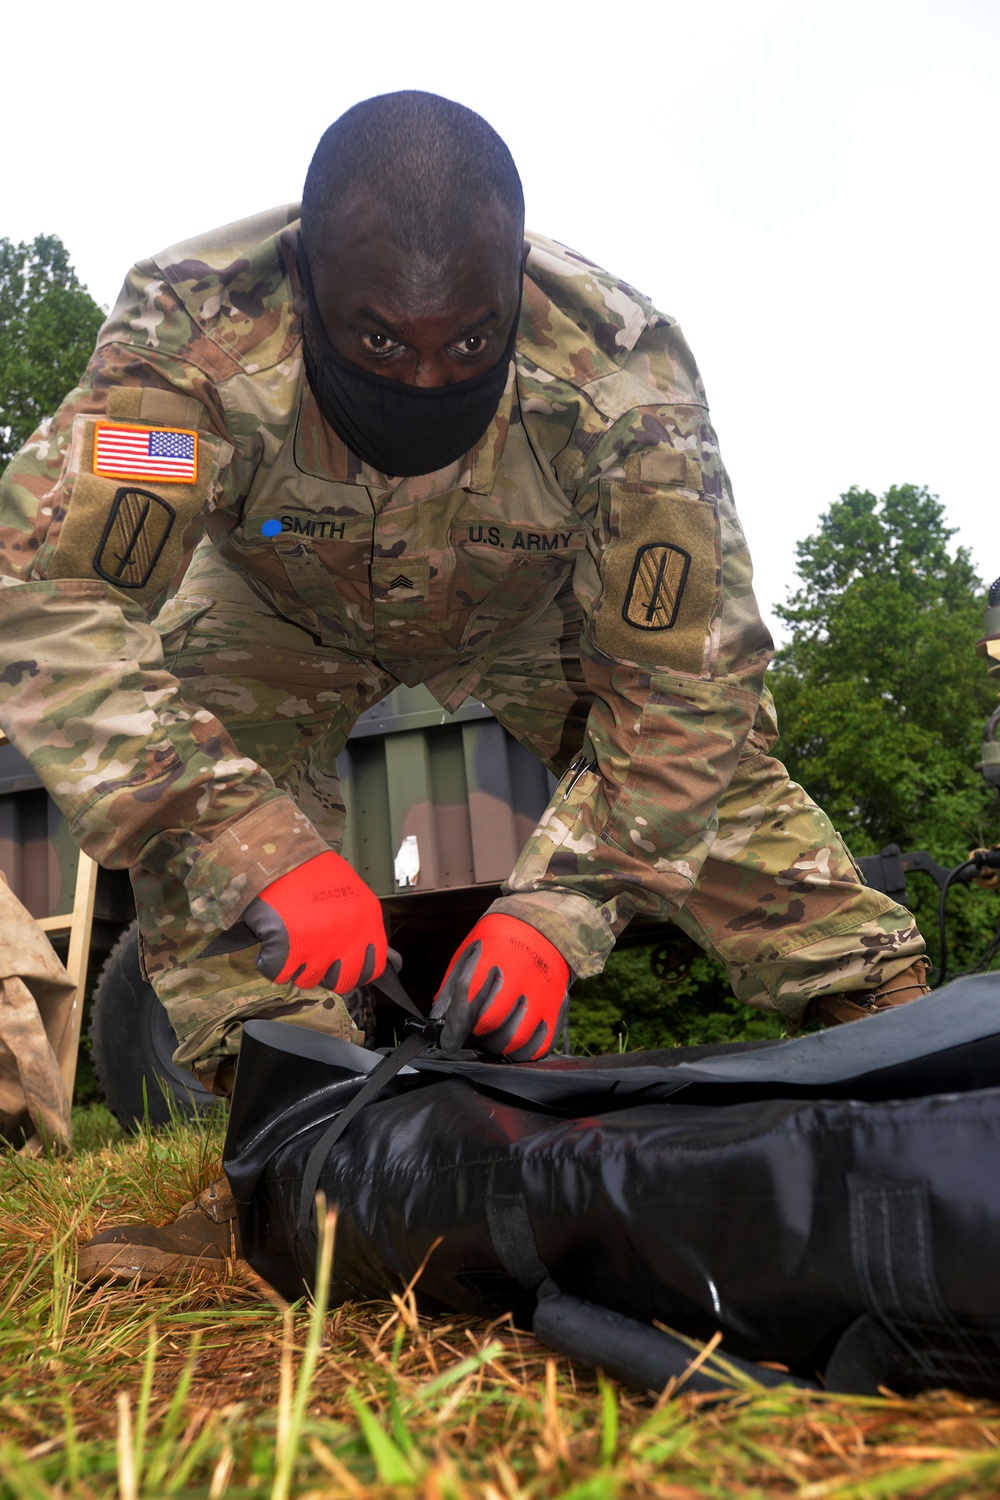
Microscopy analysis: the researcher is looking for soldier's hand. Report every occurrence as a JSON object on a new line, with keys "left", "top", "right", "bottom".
{"left": 430, "top": 914, "right": 570, "bottom": 1061}
{"left": 242, "top": 850, "right": 386, "bottom": 993}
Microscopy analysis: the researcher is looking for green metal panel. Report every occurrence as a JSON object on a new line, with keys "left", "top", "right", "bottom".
{"left": 384, "top": 729, "right": 442, "bottom": 892}
{"left": 460, "top": 719, "right": 520, "bottom": 883}
{"left": 336, "top": 683, "right": 556, "bottom": 898}
{"left": 341, "top": 736, "right": 394, "bottom": 895}
{"left": 428, "top": 728, "right": 477, "bottom": 889}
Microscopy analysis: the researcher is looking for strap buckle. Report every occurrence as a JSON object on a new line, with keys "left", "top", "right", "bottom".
{"left": 405, "top": 1016, "right": 445, "bottom": 1046}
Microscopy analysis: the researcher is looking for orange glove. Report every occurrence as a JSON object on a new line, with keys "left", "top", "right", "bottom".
{"left": 431, "top": 913, "right": 570, "bottom": 1061}
{"left": 242, "top": 850, "right": 386, "bottom": 993}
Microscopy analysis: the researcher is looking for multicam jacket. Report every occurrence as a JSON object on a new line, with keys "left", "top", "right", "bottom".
{"left": 0, "top": 207, "right": 772, "bottom": 976}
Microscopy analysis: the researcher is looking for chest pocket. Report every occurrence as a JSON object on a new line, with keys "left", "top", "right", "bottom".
{"left": 453, "top": 519, "right": 585, "bottom": 653}
{"left": 228, "top": 500, "right": 375, "bottom": 649}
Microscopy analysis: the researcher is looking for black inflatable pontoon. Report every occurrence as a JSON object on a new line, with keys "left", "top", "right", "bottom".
{"left": 223, "top": 974, "right": 1000, "bottom": 1398}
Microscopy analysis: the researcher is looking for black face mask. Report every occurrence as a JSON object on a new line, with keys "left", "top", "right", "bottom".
{"left": 297, "top": 243, "right": 521, "bottom": 478}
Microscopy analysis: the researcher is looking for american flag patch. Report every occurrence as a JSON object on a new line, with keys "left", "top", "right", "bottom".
{"left": 92, "top": 423, "right": 199, "bottom": 484}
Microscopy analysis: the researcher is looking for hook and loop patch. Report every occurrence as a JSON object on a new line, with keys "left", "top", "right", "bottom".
{"left": 592, "top": 471, "right": 721, "bottom": 674}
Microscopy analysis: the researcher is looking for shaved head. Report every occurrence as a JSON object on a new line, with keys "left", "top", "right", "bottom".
{"left": 300, "top": 90, "right": 525, "bottom": 268}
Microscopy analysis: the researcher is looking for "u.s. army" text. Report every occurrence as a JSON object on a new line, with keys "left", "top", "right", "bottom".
{"left": 466, "top": 525, "right": 576, "bottom": 551}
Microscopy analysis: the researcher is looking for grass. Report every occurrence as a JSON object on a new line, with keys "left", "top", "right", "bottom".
{"left": 2, "top": 1106, "right": 1000, "bottom": 1498}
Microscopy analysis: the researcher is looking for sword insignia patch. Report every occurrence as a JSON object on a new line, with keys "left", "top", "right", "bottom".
{"left": 622, "top": 542, "right": 690, "bottom": 630}
{"left": 93, "top": 487, "right": 177, "bottom": 589}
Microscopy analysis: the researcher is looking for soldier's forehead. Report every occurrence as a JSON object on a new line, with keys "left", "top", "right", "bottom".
{"left": 314, "top": 213, "right": 520, "bottom": 318}
{"left": 315, "top": 189, "right": 520, "bottom": 276}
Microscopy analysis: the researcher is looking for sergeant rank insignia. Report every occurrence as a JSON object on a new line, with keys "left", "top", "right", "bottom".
{"left": 92, "top": 423, "right": 198, "bottom": 484}
{"left": 622, "top": 543, "right": 690, "bottom": 630}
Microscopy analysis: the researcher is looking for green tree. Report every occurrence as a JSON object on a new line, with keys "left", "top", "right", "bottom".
{"left": 769, "top": 483, "right": 999, "bottom": 975}
{"left": 570, "top": 943, "right": 781, "bottom": 1055}
{"left": 0, "top": 234, "right": 104, "bottom": 464}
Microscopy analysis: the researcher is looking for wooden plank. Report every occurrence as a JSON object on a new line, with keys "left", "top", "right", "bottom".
{"left": 0, "top": 725, "right": 102, "bottom": 1102}
{"left": 51, "top": 851, "right": 99, "bottom": 1103}
{"left": 36, "top": 915, "right": 72, "bottom": 934}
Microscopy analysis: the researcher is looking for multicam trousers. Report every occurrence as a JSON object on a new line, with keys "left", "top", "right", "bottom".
{"left": 137, "top": 543, "right": 922, "bottom": 1070}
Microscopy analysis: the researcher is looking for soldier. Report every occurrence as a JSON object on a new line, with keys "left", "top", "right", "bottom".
{"left": 0, "top": 91, "right": 927, "bottom": 1281}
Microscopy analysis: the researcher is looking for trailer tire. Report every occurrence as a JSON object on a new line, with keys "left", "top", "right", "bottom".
{"left": 89, "top": 920, "right": 380, "bottom": 1129}
{"left": 88, "top": 921, "right": 215, "bottom": 1129}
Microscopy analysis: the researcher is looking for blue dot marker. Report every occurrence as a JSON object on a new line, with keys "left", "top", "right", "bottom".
{"left": 261, "top": 519, "right": 282, "bottom": 537}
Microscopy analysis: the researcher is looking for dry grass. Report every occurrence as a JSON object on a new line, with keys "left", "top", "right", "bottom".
{"left": 2, "top": 1105, "right": 1000, "bottom": 1498}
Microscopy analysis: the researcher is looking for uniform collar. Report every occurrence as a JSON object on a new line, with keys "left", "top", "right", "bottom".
{"left": 293, "top": 341, "right": 518, "bottom": 497}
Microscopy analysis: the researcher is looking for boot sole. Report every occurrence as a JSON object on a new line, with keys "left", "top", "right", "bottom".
{"left": 77, "top": 1241, "right": 231, "bottom": 1285}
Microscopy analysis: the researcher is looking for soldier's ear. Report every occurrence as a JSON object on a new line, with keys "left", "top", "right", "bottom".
{"left": 521, "top": 238, "right": 530, "bottom": 274}
{"left": 281, "top": 227, "right": 307, "bottom": 318}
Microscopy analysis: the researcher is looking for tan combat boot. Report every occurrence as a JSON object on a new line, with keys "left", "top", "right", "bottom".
{"left": 77, "top": 1175, "right": 241, "bottom": 1285}
{"left": 805, "top": 957, "right": 931, "bottom": 1028}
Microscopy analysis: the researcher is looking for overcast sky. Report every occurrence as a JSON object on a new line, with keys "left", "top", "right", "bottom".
{"left": 4, "top": 0, "right": 997, "bottom": 639}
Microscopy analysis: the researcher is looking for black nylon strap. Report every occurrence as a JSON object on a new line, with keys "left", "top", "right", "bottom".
{"left": 295, "top": 1028, "right": 430, "bottom": 1264}
{"left": 370, "top": 959, "right": 425, "bottom": 1019}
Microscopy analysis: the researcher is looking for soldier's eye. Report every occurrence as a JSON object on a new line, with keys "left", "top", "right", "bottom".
{"left": 453, "top": 334, "right": 489, "bottom": 357}
{"left": 359, "top": 332, "right": 400, "bottom": 355}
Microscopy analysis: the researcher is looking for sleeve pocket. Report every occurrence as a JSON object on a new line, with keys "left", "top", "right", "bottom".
{"left": 45, "top": 415, "right": 233, "bottom": 611}
{"left": 590, "top": 476, "right": 722, "bottom": 677}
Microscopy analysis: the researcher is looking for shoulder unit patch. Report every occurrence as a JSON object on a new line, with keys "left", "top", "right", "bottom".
{"left": 94, "top": 488, "right": 176, "bottom": 589}
{"left": 622, "top": 543, "right": 690, "bottom": 630}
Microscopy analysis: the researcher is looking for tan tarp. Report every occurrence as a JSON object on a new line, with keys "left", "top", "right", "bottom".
{"left": 0, "top": 874, "right": 74, "bottom": 1153}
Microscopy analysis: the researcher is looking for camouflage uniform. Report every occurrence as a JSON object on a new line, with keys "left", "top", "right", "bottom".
{"left": 0, "top": 208, "right": 924, "bottom": 1067}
